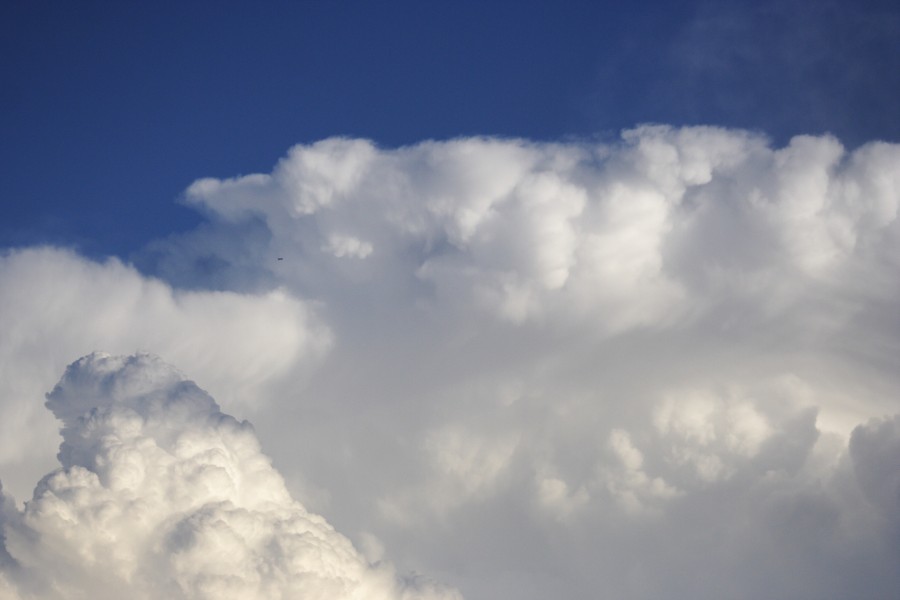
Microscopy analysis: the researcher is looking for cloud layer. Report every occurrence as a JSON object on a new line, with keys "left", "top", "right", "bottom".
{"left": 2, "top": 126, "right": 900, "bottom": 598}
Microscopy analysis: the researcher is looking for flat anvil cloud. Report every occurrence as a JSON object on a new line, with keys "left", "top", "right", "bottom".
{"left": 0, "top": 353, "right": 460, "bottom": 600}
{"left": 1, "top": 126, "right": 900, "bottom": 599}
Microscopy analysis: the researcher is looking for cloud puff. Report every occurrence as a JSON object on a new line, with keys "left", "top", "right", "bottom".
{"left": 0, "top": 353, "right": 459, "bottom": 600}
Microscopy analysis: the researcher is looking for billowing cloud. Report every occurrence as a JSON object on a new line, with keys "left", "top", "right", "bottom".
{"left": 157, "top": 128, "right": 900, "bottom": 342}
{"left": 0, "top": 353, "right": 460, "bottom": 600}
{"left": 2, "top": 126, "right": 900, "bottom": 598}
{"left": 0, "top": 247, "right": 331, "bottom": 503}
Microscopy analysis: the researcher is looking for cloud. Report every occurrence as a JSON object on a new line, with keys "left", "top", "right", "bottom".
{"left": 170, "top": 128, "right": 900, "bottom": 335}
{"left": 3, "top": 126, "right": 900, "bottom": 598}
{"left": 159, "top": 127, "right": 900, "bottom": 598}
{"left": 0, "top": 353, "right": 460, "bottom": 600}
{"left": 851, "top": 414, "right": 900, "bottom": 531}
{"left": 0, "top": 246, "right": 331, "bottom": 504}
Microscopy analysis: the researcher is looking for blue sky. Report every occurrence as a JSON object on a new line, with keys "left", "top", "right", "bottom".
{"left": 3, "top": 0, "right": 898, "bottom": 256}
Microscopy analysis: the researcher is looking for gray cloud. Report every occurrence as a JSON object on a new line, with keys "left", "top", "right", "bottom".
{"left": 851, "top": 415, "right": 900, "bottom": 530}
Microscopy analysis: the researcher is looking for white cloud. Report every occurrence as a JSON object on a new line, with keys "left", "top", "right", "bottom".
{"left": 0, "top": 247, "right": 331, "bottom": 503}
{"left": 162, "top": 127, "right": 900, "bottom": 339}
{"left": 322, "top": 234, "right": 374, "bottom": 259}
{"left": 3, "top": 126, "right": 900, "bottom": 598}
{"left": 0, "top": 353, "right": 460, "bottom": 600}
{"left": 602, "top": 428, "right": 682, "bottom": 514}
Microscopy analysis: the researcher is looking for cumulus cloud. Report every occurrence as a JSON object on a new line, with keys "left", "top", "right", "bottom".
{"left": 161, "top": 127, "right": 900, "bottom": 599}
{"left": 169, "top": 127, "right": 900, "bottom": 336}
{"left": 0, "top": 353, "right": 459, "bottom": 600}
{"left": 0, "top": 247, "right": 331, "bottom": 503}
{"left": 3, "top": 126, "right": 900, "bottom": 598}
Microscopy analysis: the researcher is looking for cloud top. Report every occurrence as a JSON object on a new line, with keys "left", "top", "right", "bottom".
{"left": 171, "top": 128, "right": 900, "bottom": 336}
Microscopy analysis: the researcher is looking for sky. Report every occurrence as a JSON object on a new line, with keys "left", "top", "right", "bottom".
{"left": 1, "top": 1, "right": 900, "bottom": 599}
